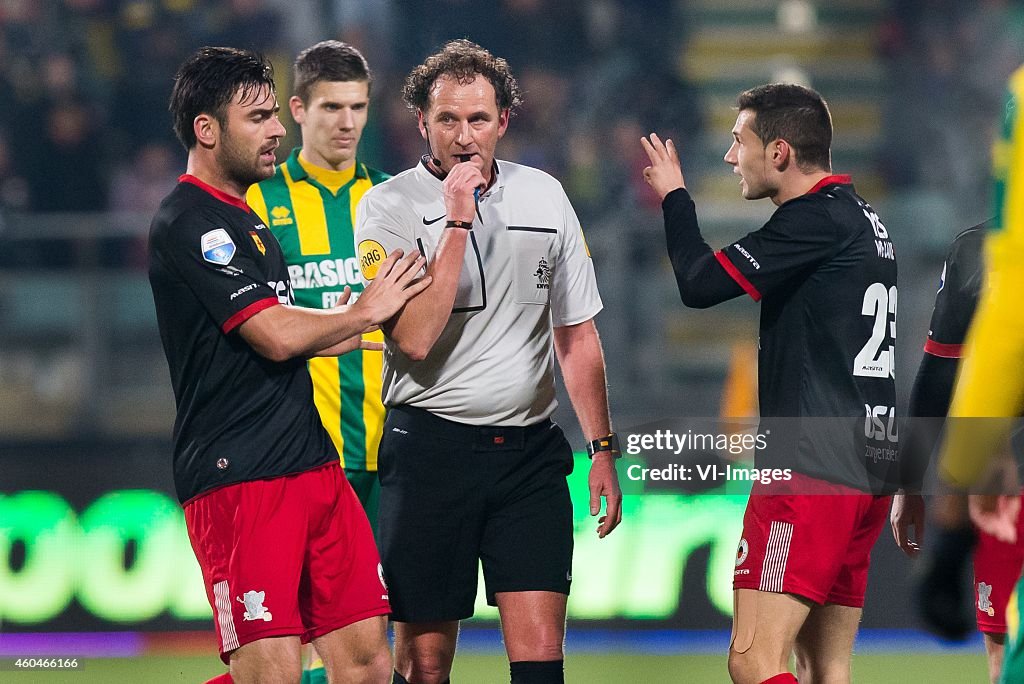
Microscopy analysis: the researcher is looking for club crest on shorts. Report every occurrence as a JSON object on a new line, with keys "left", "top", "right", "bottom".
{"left": 201, "top": 229, "right": 236, "bottom": 265}
{"left": 237, "top": 590, "right": 273, "bottom": 621}
{"left": 378, "top": 563, "right": 389, "bottom": 601}
{"left": 736, "top": 538, "right": 749, "bottom": 567}
{"left": 978, "top": 581, "right": 995, "bottom": 616}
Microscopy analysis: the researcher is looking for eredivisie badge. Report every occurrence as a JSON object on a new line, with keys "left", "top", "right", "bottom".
{"left": 201, "top": 229, "right": 236, "bottom": 265}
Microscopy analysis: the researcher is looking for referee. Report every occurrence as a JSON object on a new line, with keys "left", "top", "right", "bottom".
{"left": 354, "top": 40, "right": 622, "bottom": 684}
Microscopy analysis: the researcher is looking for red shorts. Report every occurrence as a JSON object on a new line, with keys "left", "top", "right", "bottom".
{"left": 973, "top": 497, "right": 1024, "bottom": 634}
{"left": 184, "top": 462, "right": 390, "bottom": 662}
{"left": 733, "top": 472, "right": 891, "bottom": 607}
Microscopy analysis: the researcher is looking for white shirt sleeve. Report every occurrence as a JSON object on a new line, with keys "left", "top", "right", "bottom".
{"left": 354, "top": 186, "right": 418, "bottom": 286}
{"left": 550, "top": 186, "right": 603, "bottom": 327}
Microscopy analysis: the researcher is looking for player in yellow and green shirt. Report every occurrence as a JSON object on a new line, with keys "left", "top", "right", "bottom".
{"left": 246, "top": 41, "right": 388, "bottom": 684}
{"left": 939, "top": 64, "right": 1024, "bottom": 684}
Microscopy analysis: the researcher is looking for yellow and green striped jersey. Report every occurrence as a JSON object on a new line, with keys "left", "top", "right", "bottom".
{"left": 940, "top": 65, "right": 1024, "bottom": 486}
{"left": 991, "top": 65, "right": 1024, "bottom": 243}
{"left": 247, "top": 148, "right": 389, "bottom": 471}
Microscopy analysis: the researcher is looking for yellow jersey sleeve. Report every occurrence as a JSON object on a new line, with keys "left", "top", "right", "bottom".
{"left": 940, "top": 65, "right": 1024, "bottom": 486}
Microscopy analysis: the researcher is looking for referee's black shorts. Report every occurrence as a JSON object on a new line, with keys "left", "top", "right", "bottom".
{"left": 377, "top": 405, "right": 575, "bottom": 623}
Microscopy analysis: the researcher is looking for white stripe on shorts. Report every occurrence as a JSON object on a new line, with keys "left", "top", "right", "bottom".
{"left": 759, "top": 521, "right": 794, "bottom": 593}
{"left": 214, "top": 580, "right": 239, "bottom": 652}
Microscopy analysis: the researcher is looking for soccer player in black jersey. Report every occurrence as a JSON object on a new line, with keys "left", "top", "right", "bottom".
{"left": 890, "top": 223, "right": 1024, "bottom": 683}
{"left": 641, "top": 84, "right": 897, "bottom": 684}
{"left": 149, "top": 47, "right": 428, "bottom": 684}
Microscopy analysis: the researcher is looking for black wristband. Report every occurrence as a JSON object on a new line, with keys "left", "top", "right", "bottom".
{"left": 586, "top": 433, "right": 621, "bottom": 459}
{"left": 445, "top": 219, "right": 473, "bottom": 230}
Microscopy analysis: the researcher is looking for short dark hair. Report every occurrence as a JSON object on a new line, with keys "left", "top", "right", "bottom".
{"left": 403, "top": 39, "right": 521, "bottom": 114}
{"left": 169, "top": 46, "right": 275, "bottom": 150}
{"left": 293, "top": 40, "right": 372, "bottom": 103}
{"left": 736, "top": 83, "right": 832, "bottom": 172}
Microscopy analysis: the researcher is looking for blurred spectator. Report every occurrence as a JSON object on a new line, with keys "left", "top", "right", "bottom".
{"left": 204, "top": 0, "right": 286, "bottom": 54}
{"left": 0, "top": 131, "right": 30, "bottom": 211}
{"left": 880, "top": 0, "right": 1024, "bottom": 222}
{"left": 26, "top": 101, "right": 107, "bottom": 212}
{"left": 109, "top": 141, "right": 179, "bottom": 214}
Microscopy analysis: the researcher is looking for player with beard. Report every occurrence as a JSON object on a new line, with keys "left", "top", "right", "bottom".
{"left": 149, "top": 46, "right": 429, "bottom": 684}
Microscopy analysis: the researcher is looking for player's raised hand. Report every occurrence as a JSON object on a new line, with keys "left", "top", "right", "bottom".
{"left": 589, "top": 453, "right": 623, "bottom": 538}
{"left": 641, "top": 133, "right": 686, "bottom": 201}
{"left": 890, "top": 492, "right": 926, "bottom": 556}
{"left": 353, "top": 249, "right": 431, "bottom": 326}
{"left": 443, "top": 161, "right": 485, "bottom": 223}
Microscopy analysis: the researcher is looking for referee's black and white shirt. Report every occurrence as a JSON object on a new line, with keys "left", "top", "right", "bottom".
{"left": 354, "top": 159, "right": 602, "bottom": 427}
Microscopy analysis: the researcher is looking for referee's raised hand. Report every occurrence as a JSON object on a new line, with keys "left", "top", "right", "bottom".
{"left": 443, "top": 160, "right": 485, "bottom": 222}
{"left": 641, "top": 133, "right": 686, "bottom": 201}
{"left": 353, "top": 249, "right": 431, "bottom": 326}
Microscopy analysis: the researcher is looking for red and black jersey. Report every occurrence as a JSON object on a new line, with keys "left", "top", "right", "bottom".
{"left": 148, "top": 175, "right": 334, "bottom": 504}
{"left": 900, "top": 223, "right": 987, "bottom": 489}
{"left": 662, "top": 176, "right": 898, "bottom": 491}
{"left": 924, "top": 224, "right": 986, "bottom": 359}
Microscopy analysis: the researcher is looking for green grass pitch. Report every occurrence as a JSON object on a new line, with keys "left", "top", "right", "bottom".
{"left": 0, "top": 652, "right": 989, "bottom": 682}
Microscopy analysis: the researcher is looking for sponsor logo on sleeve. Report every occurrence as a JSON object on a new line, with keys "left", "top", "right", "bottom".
{"left": 229, "top": 283, "right": 260, "bottom": 300}
{"left": 733, "top": 244, "right": 760, "bottom": 270}
{"left": 201, "top": 229, "right": 236, "bottom": 265}
{"left": 358, "top": 239, "right": 387, "bottom": 280}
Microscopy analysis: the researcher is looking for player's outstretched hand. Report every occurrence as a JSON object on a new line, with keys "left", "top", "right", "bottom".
{"left": 641, "top": 133, "right": 686, "bottom": 201}
{"left": 969, "top": 493, "right": 1020, "bottom": 543}
{"left": 354, "top": 249, "right": 430, "bottom": 325}
{"left": 443, "top": 161, "right": 485, "bottom": 223}
{"left": 890, "top": 492, "right": 926, "bottom": 556}
{"left": 589, "top": 453, "right": 622, "bottom": 538}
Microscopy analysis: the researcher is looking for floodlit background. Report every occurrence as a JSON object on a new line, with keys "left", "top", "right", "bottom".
{"left": 1, "top": 0, "right": 1021, "bottom": 681}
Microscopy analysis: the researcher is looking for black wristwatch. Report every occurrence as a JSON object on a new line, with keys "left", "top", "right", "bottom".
{"left": 586, "top": 433, "right": 621, "bottom": 459}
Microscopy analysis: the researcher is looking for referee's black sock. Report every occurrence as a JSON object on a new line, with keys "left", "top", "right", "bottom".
{"left": 392, "top": 673, "right": 450, "bottom": 684}
{"left": 509, "top": 660, "right": 564, "bottom": 683}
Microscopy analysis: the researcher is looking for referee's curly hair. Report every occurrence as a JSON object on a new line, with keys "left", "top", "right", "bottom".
{"left": 403, "top": 39, "right": 522, "bottom": 114}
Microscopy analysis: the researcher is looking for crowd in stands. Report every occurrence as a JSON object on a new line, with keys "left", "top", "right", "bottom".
{"left": 0, "top": 0, "right": 700, "bottom": 228}
{"left": 879, "top": 0, "right": 1024, "bottom": 220}
{"left": 6, "top": 1, "right": 1024, "bottom": 245}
